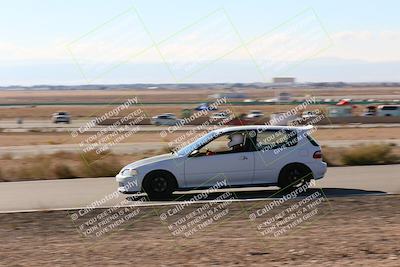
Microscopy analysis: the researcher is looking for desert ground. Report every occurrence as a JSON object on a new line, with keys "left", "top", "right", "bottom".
{"left": 0, "top": 195, "right": 399, "bottom": 266}
{"left": 1, "top": 87, "right": 399, "bottom": 104}
{"left": 0, "top": 87, "right": 399, "bottom": 119}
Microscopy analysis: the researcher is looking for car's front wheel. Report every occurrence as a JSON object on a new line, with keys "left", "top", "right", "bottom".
{"left": 142, "top": 171, "right": 176, "bottom": 200}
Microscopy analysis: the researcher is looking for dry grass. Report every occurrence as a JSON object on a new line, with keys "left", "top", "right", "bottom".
{"left": 0, "top": 151, "right": 151, "bottom": 182}
{"left": 341, "top": 144, "right": 399, "bottom": 165}
{"left": 323, "top": 144, "right": 400, "bottom": 166}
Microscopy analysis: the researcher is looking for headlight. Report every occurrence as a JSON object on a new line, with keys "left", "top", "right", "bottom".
{"left": 121, "top": 169, "right": 138, "bottom": 176}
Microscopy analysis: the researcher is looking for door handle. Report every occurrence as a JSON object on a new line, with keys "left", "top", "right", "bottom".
{"left": 240, "top": 155, "right": 248, "bottom": 160}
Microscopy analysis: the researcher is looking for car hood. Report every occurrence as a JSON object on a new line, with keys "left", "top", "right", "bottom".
{"left": 123, "top": 153, "right": 178, "bottom": 169}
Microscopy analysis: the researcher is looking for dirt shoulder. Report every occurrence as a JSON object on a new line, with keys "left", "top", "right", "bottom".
{"left": 1, "top": 195, "right": 399, "bottom": 266}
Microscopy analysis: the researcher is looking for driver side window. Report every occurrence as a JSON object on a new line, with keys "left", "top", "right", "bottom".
{"left": 199, "top": 134, "right": 231, "bottom": 154}
{"left": 197, "top": 131, "right": 249, "bottom": 156}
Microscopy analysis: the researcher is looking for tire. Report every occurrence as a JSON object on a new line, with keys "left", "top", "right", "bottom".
{"left": 278, "top": 164, "right": 313, "bottom": 190}
{"left": 142, "top": 171, "right": 176, "bottom": 200}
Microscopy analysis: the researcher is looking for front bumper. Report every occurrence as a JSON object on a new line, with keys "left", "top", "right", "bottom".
{"left": 116, "top": 174, "right": 142, "bottom": 193}
{"left": 117, "top": 186, "right": 139, "bottom": 194}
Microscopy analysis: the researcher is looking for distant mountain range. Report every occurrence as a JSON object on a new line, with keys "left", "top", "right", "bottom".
{"left": 0, "top": 57, "right": 399, "bottom": 87}
{"left": 1, "top": 82, "right": 400, "bottom": 91}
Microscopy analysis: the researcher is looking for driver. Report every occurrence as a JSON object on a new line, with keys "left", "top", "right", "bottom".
{"left": 228, "top": 133, "right": 245, "bottom": 152}
{"left": 205, "top": 148, "right": 216, "bottom": 156}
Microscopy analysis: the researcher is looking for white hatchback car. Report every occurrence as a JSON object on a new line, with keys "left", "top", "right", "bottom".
{"left": 246, "top": 110, "right": 264, "bottom": 119}
{"left": 150, "top": 113, "right": 178, "bottom": 126}
{"left": 116, "top": 125, "right": 327, "bottom": 199}
{"left": 210, "top": 112, "right": 229, "bottom": 119}
{"left": 52, "top": 111, "right": 71, "bottom": 124}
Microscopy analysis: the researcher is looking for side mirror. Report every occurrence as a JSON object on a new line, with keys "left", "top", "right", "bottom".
{"left": 189, "top": 149, "right": 199, "bottom": 157}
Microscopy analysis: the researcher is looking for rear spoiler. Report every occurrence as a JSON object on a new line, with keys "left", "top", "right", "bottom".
{"left": 299, "top": 125, "right": 314, "bottom": 131}
{"left": 298, "top": 125, "right": 316, "bottom": 135}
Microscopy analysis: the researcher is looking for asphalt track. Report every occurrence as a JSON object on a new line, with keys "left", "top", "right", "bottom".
{"left": 0, "top": 165, "right": 399, "bottom": 213}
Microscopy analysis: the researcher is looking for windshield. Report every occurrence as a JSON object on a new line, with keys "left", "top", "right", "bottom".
{"left": 176, "top": 131, "right": 220, "bottom": 156}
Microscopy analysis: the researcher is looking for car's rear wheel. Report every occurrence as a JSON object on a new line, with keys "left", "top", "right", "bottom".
{"left": 278, "top": 164, "right": 313, "bottom": 190}
{"left": 142, "top": 171, "right": 176, "bottom": 200}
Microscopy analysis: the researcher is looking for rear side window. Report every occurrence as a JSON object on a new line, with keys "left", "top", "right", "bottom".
{"left": 381, "top": 106, "right": 398, "bottom": 110}
{"left": 256, "top": 130, "right": 297, "bottom": 150}
{"left": 306, "top": 134, "right": 319, "bottom": 146}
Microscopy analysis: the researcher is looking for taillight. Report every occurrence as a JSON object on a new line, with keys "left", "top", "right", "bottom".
{"left": 313, "top": 150, "right": 322, "bottom": 159}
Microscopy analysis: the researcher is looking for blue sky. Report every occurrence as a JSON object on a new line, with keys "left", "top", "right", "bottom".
{"left": 0, "top": 0, "right": 399, "bottom": 85}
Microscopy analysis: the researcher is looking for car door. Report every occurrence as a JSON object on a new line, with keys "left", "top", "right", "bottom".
{"left": 184, "top": 131, "right": 255, "bottom": 188}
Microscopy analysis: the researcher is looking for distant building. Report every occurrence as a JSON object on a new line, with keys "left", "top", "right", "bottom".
{"left": 272, "top": 77, "right": 296, "bottom": 84}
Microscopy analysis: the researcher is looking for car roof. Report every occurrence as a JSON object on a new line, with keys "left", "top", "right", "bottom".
{"left": 214, "top": 125, "right": 313, "bottom": 133}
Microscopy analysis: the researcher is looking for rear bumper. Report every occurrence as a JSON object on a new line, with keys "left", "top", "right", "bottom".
{"left": 309, "top": 161, "right": 327, "bottom": 180}
{"left": 53, "top": 118, "right": 70, "bottom": 123}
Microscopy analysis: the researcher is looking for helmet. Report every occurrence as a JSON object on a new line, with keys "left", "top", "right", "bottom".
{"left": 228, "top": 133, "right": 244, "bottom": 148}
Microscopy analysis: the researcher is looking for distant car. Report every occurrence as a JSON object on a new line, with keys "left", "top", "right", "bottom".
{"left": 210, "top": 112, "right": 229, "bottom": 119}
{"left": 151, "top": 114, "right": 178, "bottom": 126}
{"left": 195, "top": 103, "right": 218, "bottom": 111}
{"left": 246, "top": 110, "right": 264, "bottom": 119}
{"left": 301, "top": 110, "right": 321, "bottom": 119}
{"left": 262, "top": 98, "right": 277, "bottom": 103}
{"left": 336, "top": 99, "right": 352, "bottom": 106}
{"left": 161, "top": 113, "right": 176, "bottom": 117}
{"left": 377, "top": 105, "right": 400, "bottom": 117}
{"left": 52, "top": 112, "right": 70, "bottom": 124}
{"left": 116, "top": 125, "right": 327, "bottom": 199}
